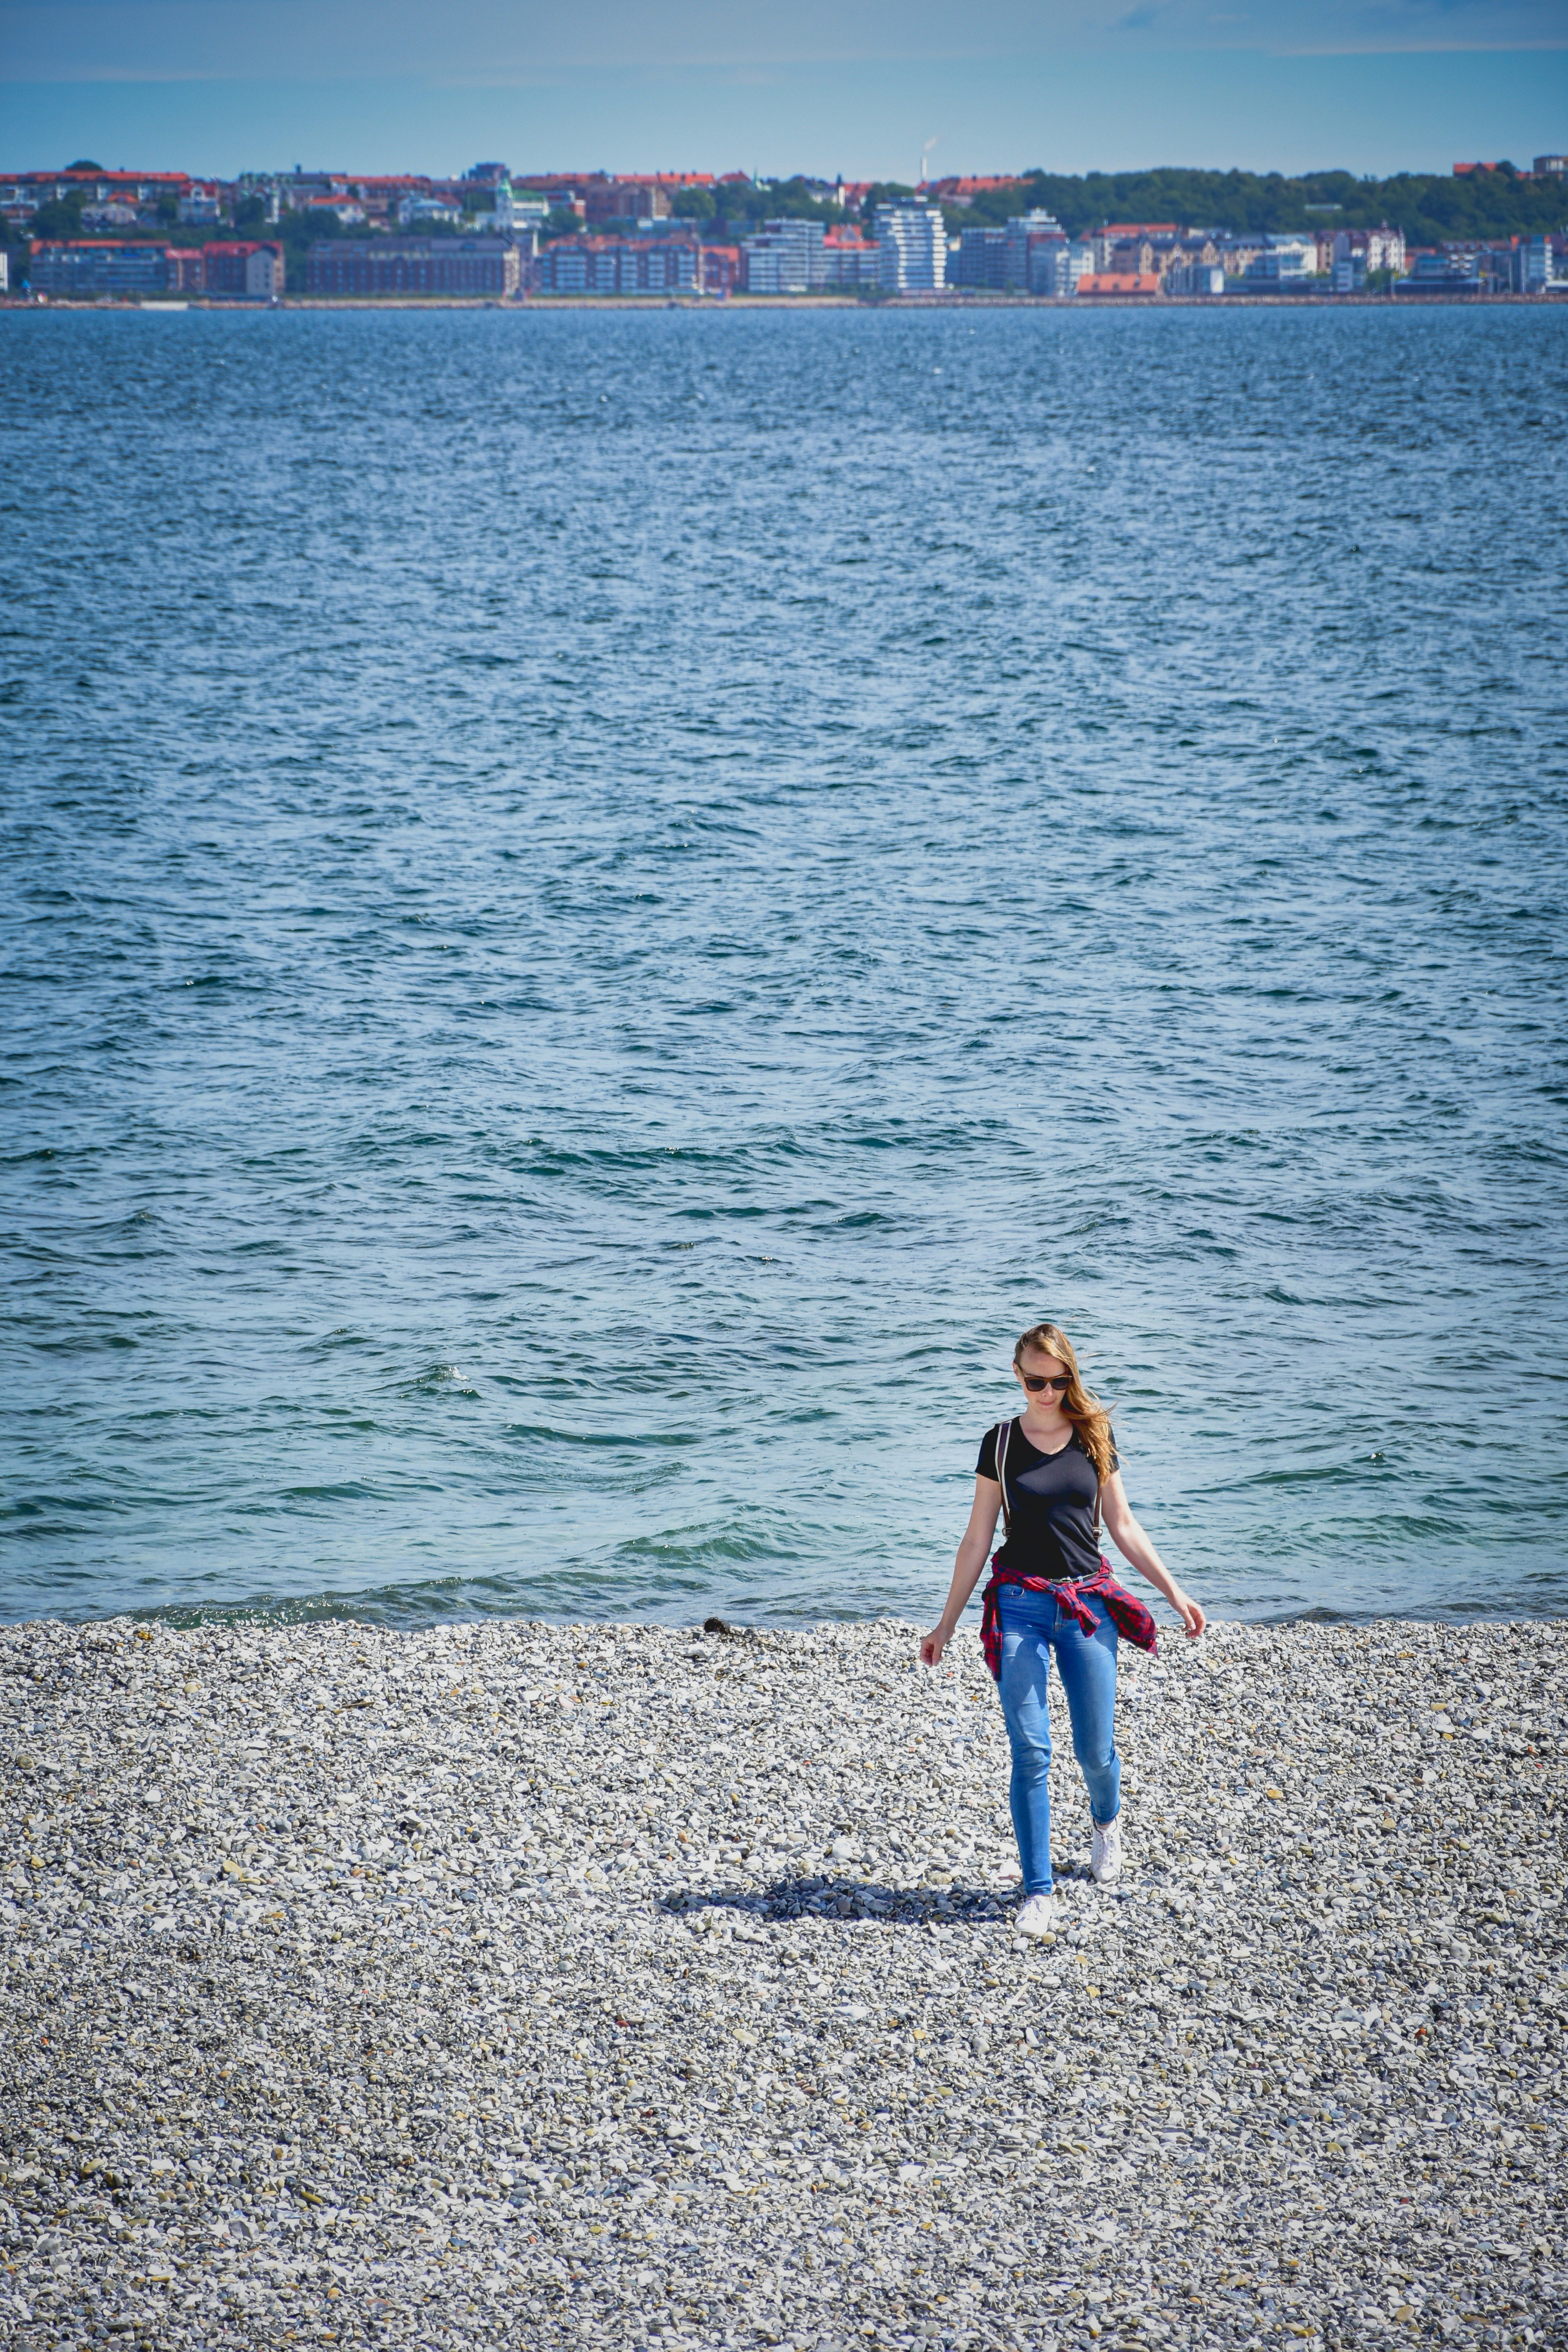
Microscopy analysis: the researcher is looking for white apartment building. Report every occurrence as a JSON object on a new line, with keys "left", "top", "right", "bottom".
{"left": 1327, "top": 229, "right": 1399, "bottom": 291}
{"left": 1242, "top": 236, "right": 1318, "bottom": 287}
{"left": 399, "top": 196, "right": 463, "bottom": 227}
{"left": 741, "top": 218, "right": 827, "bottom": 293}
{"left": 875, "top": 202, "right": 947, "bottom": 291}
{"left": 1032, "top": 236, "right": 1097, "bottom": 297}
{"left": 1524, "top": 236, "right": 1566, "bottom": 290}
{"left": 492, "top": 183, "right": 548, "bottom": 235}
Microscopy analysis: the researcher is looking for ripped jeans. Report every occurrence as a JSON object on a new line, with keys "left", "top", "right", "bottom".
{"left": 995, "top": 1583, "right": 1122, "bottom": 1896}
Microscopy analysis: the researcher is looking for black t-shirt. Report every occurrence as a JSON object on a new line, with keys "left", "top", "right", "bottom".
{"left": 975, "top": 1421, "right": 1118, "bottom": 1583}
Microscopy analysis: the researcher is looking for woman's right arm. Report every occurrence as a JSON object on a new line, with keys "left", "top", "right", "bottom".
{"left": 920, "top": 1477, "right": 1002, "bottom": 1667}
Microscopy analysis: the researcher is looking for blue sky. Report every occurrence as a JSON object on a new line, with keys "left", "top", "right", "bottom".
{"left": 5, "top": 0, "right": 1566, "bottom": 179}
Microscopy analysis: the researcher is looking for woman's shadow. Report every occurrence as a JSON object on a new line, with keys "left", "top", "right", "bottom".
{"left": 659, "top": 1870, "right": 1017, "bottom": 1929}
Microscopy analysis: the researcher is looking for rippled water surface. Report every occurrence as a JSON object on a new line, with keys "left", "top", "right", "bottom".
{"left": 3, "top": 303, "right": 1565, "bottom": 1630}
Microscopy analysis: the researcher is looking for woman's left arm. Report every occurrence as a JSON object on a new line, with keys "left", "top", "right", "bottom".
{"left": 1099, "top": 1470, "right": 1206, "bottom": 1638}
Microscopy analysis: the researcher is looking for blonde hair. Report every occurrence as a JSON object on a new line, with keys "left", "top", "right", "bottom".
{"left": 1013, "top": 1322, "right": 1116, "bottom": 1484}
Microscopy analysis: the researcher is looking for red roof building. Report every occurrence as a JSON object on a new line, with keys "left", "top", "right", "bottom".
{"left": 1075, "top": 271, "right": 1161, "bottom": 298}
{"left": 699, "top": 245, "right": 741, "bottom": 295}
{"left": 202, "top": 240, "right": 285, "bottom": 296}
{"left": 2, "top": 169, "right": 191, "bottom": 221}
{"left": 927, "top": 176, "right": 1025, "bottom": 201}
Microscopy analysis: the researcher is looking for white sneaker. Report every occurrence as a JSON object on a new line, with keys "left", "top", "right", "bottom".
{"left": 1090, "top": 1815, "right": 1123, "bottom": 1885}
{"left": 1014, "top": 1892, "right": 1063, "bottom": 1938}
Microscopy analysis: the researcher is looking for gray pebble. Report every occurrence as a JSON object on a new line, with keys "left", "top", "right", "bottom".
{"left": 0, "top": 1613, "right": 1563, "bottom": 2349}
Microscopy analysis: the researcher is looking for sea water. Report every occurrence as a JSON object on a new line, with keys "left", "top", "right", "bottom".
{"left": 2, "top": 302, "right": 1564, "bottom": 1630}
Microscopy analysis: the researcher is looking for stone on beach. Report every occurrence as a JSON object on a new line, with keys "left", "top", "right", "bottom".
{"left": 0, "top": 1613, "right": 1563, "bottom": 2350}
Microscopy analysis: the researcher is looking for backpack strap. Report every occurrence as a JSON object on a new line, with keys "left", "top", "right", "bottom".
{"left": 994, "top": 1418, "right": 1012, "bottom": 1539}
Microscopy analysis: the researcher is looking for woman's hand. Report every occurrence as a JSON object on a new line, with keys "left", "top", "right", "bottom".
{"left": 919, "top": 1624, "right": 951, "bottom": 1668}
{"left": 1172, "top": 1592, "right": 1207, "bottom": 1639}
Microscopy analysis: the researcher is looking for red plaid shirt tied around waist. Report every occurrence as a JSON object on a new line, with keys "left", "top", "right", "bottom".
{"left": 979, "top": 1557, "right": 1158, "bottom": 1682}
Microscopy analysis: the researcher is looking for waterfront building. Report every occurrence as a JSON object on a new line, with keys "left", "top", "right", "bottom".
{"left": 1318, "top": 223, "right": 1406, "bottom": 284}
{"left": 1523, "top": 236, "right": 1568, "bottom": 290}
{"left": 1460, "top": 241, "right": 1557, "bottom": 292}
{"left": 875, "top": 203, "right": 946, "bottom": 290}
{"left": 536, "top": 236, "right": 698, "bottom": 294}
{"left": 740, "top": 218, "right": 826, "bottom": 292}
{"left": 29, "top": 241, "right": 182, "bottom": 297}
{"left": 539, "top": 240, "right": 593, "bottom": 295}
{"left": 1241, "top": 236, "right": 1318, "bottom": 289}
{"left": 1395, "top": 252, "right": 1485, "bottom": 296}
{"left": 1168, "top": 262, "right": 1227, "bottom": 296}
{"left": 305, "top": 238, "right": 521, "bottom": 298}
{"left": 1166, "top": 233, "right": 1222, "bottom": 281}
{"left": 948, "top": 218, "right": 1072, "bottom": 293}
{"left": 201, "top": 241, "right": 285, "bottom": 298}
{"left": 1527, "top": 235, "right": 1557, "bottom": 289}
{"left": 1026, "top": 241, "right": 1069, "bottom": 296}
{"left": 948, "top": 227, "right": 1006, "bottom": 288}
{"left": 615, "top": 239, "right": 697, "bottom": 293}
{"left": 1216, "top": 236, "right": 1265, "bottom": 277}
{"left": 699, "top": 245, "right": 742, "bottom": 296}
{"left": 818, "top": 232, "right": 880, "bottom": 289}
{"left": 1008, "top": 211, "right": 1067, "bottom": 292}
{"left": 1469, "top": 242, "right": 1524, "bottom": 293}
{"left": 1074, "top": 271, "right": 1161, "bottom": 298}
{"left": 1085, "top": 225, "right": 1219, "bottom": 287}
{"left": 1091, "top": 221, "right": 1179, "bottom": 273}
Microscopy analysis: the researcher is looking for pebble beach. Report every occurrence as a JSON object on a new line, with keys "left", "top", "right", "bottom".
{"left": 2, "top": 1614, "right": 1563, "bottom": 2352}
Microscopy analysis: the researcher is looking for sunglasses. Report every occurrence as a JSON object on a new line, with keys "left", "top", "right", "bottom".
{"left": 1018, "top": 1372, "right": 1072, "bottom": 1393}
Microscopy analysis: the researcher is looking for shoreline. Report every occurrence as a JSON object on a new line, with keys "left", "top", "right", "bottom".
{"left": 3, "top": 1613, "right": 1563, "bottom": 2348}
{"left": 4, "top": 1593, "right": 1564, "bottom": 1634}
{"left": 2, "top": 292, "right": 1557, "bottom": 314}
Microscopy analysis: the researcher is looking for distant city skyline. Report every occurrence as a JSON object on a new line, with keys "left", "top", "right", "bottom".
{"left": 4, "top": 0, "right": 1565, "bottom": 184}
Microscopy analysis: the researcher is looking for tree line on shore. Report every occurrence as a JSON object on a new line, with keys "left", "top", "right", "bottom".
{"left": 936, "top": 165, "right": 1566, "bottom": 246}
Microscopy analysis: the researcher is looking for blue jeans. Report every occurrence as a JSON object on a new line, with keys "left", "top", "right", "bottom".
{"left": 996, "top": 1584, "right": 1122, "bottom": 1896}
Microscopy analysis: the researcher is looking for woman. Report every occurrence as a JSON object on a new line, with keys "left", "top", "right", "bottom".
{"left": 920, "top": 1322, "right": 1205, "bottom": 1938}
